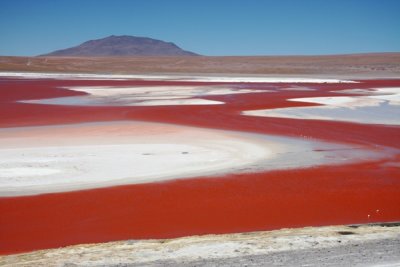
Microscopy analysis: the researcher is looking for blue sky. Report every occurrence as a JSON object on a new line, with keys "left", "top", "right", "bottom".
{"left": 0, "top": 0, "right": 399, "bottom": 56}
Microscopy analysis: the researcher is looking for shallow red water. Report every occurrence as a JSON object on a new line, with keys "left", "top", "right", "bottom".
{"left": 0, "top": 78, "right": 399, "bottom": 255}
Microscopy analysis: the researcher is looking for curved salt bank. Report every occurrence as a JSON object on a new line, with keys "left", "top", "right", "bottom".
{"left": 243, "top": 87, "right": 400, "bottom": 125}
{"left": 0, "top": 121, "right": 385, "bottom": 196}
{"left": 21, "top": 85, "right": 268, "bottom": 106}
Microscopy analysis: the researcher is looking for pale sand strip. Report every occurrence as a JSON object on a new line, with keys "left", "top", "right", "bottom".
{"left": 1, "top": 224, "right": 399, "bottom": 266}
{"left": 0, "top": 121, "right": 386, "bottom": 196}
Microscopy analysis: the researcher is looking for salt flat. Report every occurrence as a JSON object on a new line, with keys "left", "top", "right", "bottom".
{"left": 243, "top": 87, "right": 400, "bottom": 125}
{"left": 22, "top": 85, "right": 266, "bottom": 106}
{"left": 0, "top": 121, "right": 270, "bottom": 196}
{"left": 0, "top": 120, "right": 384, "bottom": 196}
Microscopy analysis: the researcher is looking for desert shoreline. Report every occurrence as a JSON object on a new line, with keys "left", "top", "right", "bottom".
{"left": 1, "top": 223, "right": 399, "bottom": 266}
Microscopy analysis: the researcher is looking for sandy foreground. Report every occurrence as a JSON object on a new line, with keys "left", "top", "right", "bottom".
{"left": 0, "top": 120, "right": 384, "bottom": 197}
{"left": 1, "top": 223, "right": 399, "bottom": 267}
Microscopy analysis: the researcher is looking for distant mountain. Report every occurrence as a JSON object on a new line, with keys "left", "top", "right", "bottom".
{"left": 40, "top": 35, "right": 199, "bottom": 57}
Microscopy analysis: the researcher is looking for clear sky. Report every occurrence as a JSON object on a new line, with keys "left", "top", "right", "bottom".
{"left": 0, "top": 0, "right": 399, "bottom": 56}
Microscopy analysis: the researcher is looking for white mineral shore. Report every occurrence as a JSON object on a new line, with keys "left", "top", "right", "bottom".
{"left": 243, "top": 87, "right": 400, "bottom": 125}
{"left": 0, "top": 72, "right": 356, "bottom": 83}
{"left": 22, "top": 85, "right": 267, "bottom": 106}
{"left": 0, "top": 121, "right": 273, "bottom": 196}
{"left": 0, "top": 121, "right": 385, "bottom": 196}
{"left": 1, "top": 223, "right": 399, "bottom": 267}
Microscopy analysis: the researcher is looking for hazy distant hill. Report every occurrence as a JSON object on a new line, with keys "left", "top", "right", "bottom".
{"left": 40, "top": 35, "right": 199, "bottom": 57}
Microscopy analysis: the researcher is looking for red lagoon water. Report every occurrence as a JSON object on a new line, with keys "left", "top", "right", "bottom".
{"left": 0, "top": 78, "right": 399, "bottom": 255}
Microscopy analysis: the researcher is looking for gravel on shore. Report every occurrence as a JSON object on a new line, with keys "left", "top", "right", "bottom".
{"left": 1, "top": 223, "right": 399, "bottom": 267}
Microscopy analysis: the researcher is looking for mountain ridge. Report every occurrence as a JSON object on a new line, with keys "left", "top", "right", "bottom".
{"left": 40, "top": 35, "right": 199, "bottom": 57}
